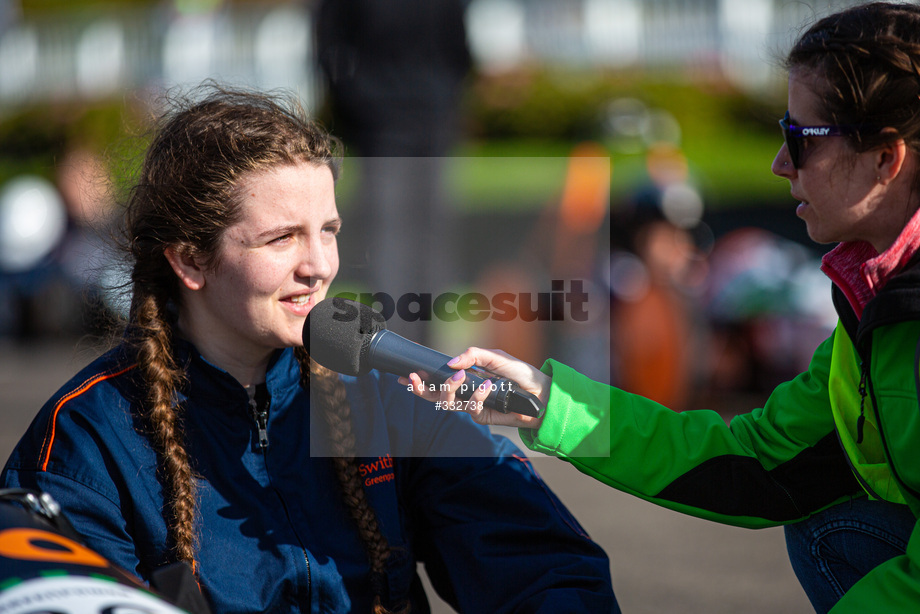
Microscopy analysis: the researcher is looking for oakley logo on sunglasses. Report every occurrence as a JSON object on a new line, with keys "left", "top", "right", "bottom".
{"left": 778, "top": 111, "right": 867, "bottom": 169}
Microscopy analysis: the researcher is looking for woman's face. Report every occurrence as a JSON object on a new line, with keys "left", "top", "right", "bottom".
{"left": 771, "top": 70, "right": 892, "bottom": 250}
{"left": 183, "top": 161, "right": 340, "bottom": 366}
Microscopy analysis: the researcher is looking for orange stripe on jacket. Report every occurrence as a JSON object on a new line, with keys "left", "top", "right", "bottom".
{"left": 40, "top": 364, "right": 138, "bottom": 472}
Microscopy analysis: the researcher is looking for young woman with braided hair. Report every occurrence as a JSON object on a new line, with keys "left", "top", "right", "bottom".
{"left": 1, "top": 87, "right": 617, "bottom": 613}
{"left": 410, "top": 3, "right": 920, "bottom": 612}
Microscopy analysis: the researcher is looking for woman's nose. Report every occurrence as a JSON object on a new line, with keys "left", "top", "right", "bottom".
{"left": 771, "top": 144, "right": 795, "bottom": 178}
{"left": 297, "top": 240, "right": 334, "bottom": 281}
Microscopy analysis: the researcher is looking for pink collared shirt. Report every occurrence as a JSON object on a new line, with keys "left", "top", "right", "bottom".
{"left": 821, "top": 206, "right": 920, "bottom": 318}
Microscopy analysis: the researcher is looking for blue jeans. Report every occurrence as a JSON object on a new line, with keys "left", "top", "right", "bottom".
{"left": 784, "top": 497, "right": 916, "bottom": 613}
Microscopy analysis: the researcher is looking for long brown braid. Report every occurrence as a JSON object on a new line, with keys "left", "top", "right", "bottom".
{"left": 128, "top": 288, "right": 198, "bottom": 563}
{"left": 122, "top": 86, "right": 404, "bottom": 609}
{"left": 294, "top": 347, "right": 407, "bottom": 614}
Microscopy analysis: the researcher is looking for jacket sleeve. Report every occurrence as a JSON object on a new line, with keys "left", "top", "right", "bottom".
{"left": 1, "top": 383, "right": 157, "bottom": 582}
{"left": 402, "top": 433, "right": 618, "bottom": 613}
{"left": 2, "top": 466, "right": 144, "bottom": 579}
{"left": 829, "top": 518, "right": 920, "bottom": 612}
{"left": 520, "top": 331, "right": 861, "bottom": 528}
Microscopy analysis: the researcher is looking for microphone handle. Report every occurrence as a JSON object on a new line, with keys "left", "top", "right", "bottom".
{"left": 366, "top": 330, "right": 544, "bottom": 417}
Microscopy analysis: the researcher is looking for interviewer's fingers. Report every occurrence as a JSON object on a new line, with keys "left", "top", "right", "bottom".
{"left": 465, "top": 378, "right": 493, "bottom": 425}
{"left": 444, "top": 376, "right": 526, "bottom": 428}
{"left": 447, "top": 347, "right": 550, "bottom": 407}
{"left": 438, "top": 369, "right": 470, "bottom": 411}
{"left": 406, "top": 369, "right": 468, "bottom": 409}
{"left": 403, "top": 367, "right": 543, "bottom": 429}
{"left": 399, "top": 373, "right": 432, "bottom": 400}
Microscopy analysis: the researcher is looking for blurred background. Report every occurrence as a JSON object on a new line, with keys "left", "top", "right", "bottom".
{"left": 0, "top": 1, "right": 891, "bottom": 612}
{"left": 0, "top": 0, "right": 858, "bottom": 407}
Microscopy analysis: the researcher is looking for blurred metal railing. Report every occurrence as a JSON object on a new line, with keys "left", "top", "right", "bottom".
{"left": 467, "top": 0, "right": 891, "bottom": 87}
{"left": 0, "top": 4, "right": 316, "bottom": 111}
{"left": 0, "top": 0, "right": 896, "bottom": 111}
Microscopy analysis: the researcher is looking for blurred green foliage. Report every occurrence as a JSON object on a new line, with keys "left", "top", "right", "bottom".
{"left": 0, "top": 66, "right": 791, "bottom": 210}
{"left": 19, "top": 0, "right": 153, "bottom": 16}
{"left": 0, "top": 100, "right": 148, "bottom": 202}
{"left": 460, "top": 68, "right": 790, "bottom": 209}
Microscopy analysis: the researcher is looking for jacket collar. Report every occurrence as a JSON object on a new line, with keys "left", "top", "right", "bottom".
{"left": 174, "top": 338, "right": 303, "bottom": 408}
{"left": 821, "top": 204, "right": 920, "bottom": 317}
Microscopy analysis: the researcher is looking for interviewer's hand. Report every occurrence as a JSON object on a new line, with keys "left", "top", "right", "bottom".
{"left": 398, "top": 347, "right": 549, "bottom": 429}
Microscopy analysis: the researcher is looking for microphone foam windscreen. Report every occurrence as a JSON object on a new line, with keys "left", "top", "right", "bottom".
{"left": 303, "top": 297, "right": 387, "bottom": 376}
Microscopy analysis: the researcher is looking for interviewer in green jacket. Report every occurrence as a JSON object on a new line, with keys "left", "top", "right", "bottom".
{"left": 405, "top": 3, "right": 920, "bottom": 612}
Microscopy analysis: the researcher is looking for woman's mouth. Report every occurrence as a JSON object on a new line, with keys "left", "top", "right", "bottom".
{"left": 284, "top": 293, "right": 316, "bottom": 315}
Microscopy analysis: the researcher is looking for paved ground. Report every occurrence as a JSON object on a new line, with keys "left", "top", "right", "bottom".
{"left": 0, "top": 339, "right": 813, "bottom": 613}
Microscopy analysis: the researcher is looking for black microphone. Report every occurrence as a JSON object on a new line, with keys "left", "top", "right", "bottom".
{"left": 304, "top": 296, "right": 545, "bottom": 417}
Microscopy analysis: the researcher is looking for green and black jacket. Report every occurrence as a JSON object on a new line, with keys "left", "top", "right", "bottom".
{"left": 522, "top": 257, "right": 920, "bottom": 612}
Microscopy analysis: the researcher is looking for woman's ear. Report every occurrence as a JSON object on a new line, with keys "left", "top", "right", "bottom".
{"left": 876, "top": 131, "right": 908, "bottom": 185}
{"left": 164, "top": 245, "right": 206, "bottom": 291}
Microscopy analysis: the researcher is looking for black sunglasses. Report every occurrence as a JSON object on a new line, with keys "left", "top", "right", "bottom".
{"left": 779, "top": 111, "right": 861, "bottom": 169}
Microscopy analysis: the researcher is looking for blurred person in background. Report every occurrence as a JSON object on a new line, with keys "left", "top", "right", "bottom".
{"left": 316, "top": 0, "right": 471, "bottom": 345}
{"left": 473, "top": 142, "right": 612, "bottom": 383}
{"left": 0, "top": 148, "right": 123, "bottom": 340}
{"left": 408, "top": 3, "right": 920, "bottom": 612}
{"left": 1, "top": 86, "right": 617, "bottom": 613}
{"left": 609, "top": 144, "right": 708, "bottom": 410}
{"left": 53, "top": 146, "right": 126, "bottom": 333}
{"left": 703, "top": 226, "right": 837, "bottom": 398}
{"left": 0, "top": 174, "right": 66, "bottom": 339}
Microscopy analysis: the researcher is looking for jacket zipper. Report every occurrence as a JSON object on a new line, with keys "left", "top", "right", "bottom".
{"left": 838, "top": 356, "right": 884, "bottom": 501}
{"left": 247, "top": 387, "right": 312, "bottom": 599}
{"left": 856, "top": 363, "right": 867, "bottom": 444}
{"left": 250, "top": 399, "right": 270, "bottom": 450}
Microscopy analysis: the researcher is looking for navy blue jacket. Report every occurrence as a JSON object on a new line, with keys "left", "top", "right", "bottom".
{"left": 2, "top": 341, "right": 617, "bottom": 612}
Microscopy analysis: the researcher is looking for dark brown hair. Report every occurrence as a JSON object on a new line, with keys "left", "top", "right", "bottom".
{"left": 124, "top": 86, "right": 402, "bottom": 612}
{"left": 787, "top": 2, "right": 920, "bottom": 159}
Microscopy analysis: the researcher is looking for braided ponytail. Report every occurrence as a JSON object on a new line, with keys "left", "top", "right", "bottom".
{"left": 129, "top": 287, "right": 198, "bottom": 566}
{"left": 293, "top": 346, "right": 408, "bottom": 614}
